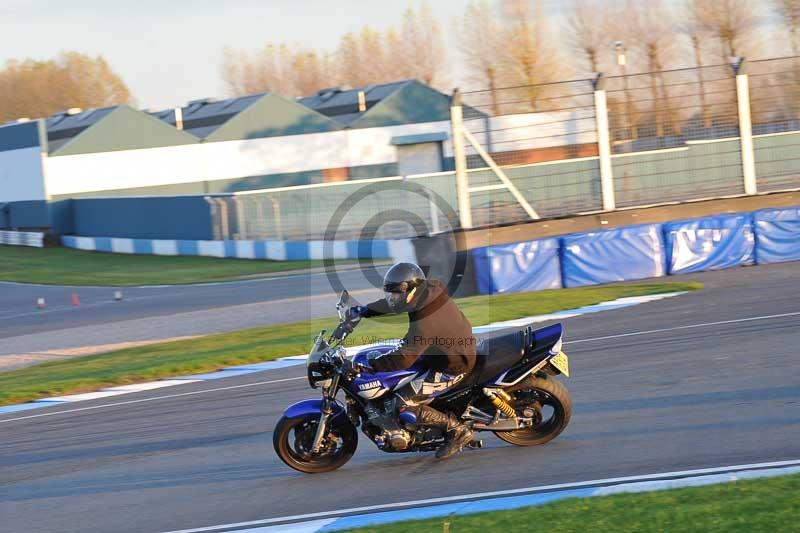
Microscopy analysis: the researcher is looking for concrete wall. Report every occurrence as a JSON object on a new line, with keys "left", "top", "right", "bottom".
{"left": 753, "top": 131, "right": 800, "bottom": 193}
{"left": 612, "top": 139, "right": 745, "bottom": 208}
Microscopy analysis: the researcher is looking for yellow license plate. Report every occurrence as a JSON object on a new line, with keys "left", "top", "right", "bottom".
{"left": 549, "top": 351, "right": 570, "bottom": 377}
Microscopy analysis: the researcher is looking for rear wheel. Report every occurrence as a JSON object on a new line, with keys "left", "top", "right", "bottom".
{"left": 495, "top": 376, "right": 572, "bottom": 447}
{"left": 273, "top": 415, "right": 358, "bottom": 473}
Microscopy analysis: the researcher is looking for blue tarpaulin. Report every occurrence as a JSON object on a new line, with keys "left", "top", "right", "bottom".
{"left": 472, "top": 239, "right": 561, "bottom": 295}
{"left": 753, "top": 207, "right": 800, "bottom": 264}
{"left": 561, "top": 224, "right": 665, "bottom": 288}
{"left": 663, "top": 214, "right": 755, "bottom": 274}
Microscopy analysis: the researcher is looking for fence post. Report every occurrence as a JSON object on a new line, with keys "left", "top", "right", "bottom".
{"left": 593, "top": 79, "right": 616, "bottom": 211}
{"left": 450, "top": 89, "right": 473, "bottom": 229}
{"left": 204, "top": 196, "right": 221, "bottom": 240}
{"left": 736, "top": 73, "right": 758, "bottom": 195}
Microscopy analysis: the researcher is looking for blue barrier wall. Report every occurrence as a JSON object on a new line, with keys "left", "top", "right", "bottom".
{"left": 71, "top": 196, "right": 219, "bottom": 240}
{"left": 561, "top": 224, "right": 666, "bottom": 288}
{"left": 48, "top": 199, "right": 75, "bottom": 235}
{"left": 753, "top": 207, "right": 800, "bottom": 264}
{"left": 471, "top": 207, "right": 799, "bottom": 295}
{"left": 61, "top": 235, "right": 398, "bottom": 261}
{"left": 472, "top": 239, "right": 561, "bottom": 295}
{"left": 663, "top": 214, "right": 755, "bottom": 274}
{"left": 1, "top": 200, "right": 50, "bottom": 229}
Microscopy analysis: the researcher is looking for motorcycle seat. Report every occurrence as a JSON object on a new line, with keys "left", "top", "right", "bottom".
{"left": 472, "top": 329, "right": 527, "bottom": 383}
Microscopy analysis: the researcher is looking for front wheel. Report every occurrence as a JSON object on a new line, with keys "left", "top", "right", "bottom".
{"left": 273, "top": 414, "right": 358, "bottom": 473}
{"left": 495, "top": 376, "right": 572, "bottom": 447}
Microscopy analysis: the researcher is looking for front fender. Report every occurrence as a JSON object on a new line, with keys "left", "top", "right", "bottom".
{"left": 283, "top": 399, "right": 345, "bottom": 420}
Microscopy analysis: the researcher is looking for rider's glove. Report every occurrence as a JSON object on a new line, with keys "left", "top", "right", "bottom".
{"left": 345, "top": 306, "right": 367, "bottom": 322}
{"left": 332, "top": 321, "right": 353, "bottom": 340}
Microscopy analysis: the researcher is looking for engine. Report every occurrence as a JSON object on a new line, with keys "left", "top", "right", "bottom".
{"left": 363, "top": 396, "right": 413, "bottom": 451}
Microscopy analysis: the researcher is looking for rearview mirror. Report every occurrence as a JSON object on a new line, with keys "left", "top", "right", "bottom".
{"left": 336, "top": 290, "right": 350, "bottom": 320}
{"left": 337, "top": 290, "right": 350, "bottom": 307}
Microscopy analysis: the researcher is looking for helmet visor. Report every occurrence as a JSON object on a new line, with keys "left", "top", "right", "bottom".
{"left": 384, "top": 289, "right": 406, "bottom": 312}
{"left": 383, "top": 280, "right": 410, "bottom": 293}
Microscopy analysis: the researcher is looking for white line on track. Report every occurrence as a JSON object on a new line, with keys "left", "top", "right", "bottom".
{"left": 3, "top": 309, "right": 798, "bottom": 424}
{"left": 161, "top": 459, "right": 800, "bottom": 533}
{"left": 567, "top": 310, "right": 800, "bottom": 345}
{"left": 0, "top": 376, "right": 306, "bottom": 424}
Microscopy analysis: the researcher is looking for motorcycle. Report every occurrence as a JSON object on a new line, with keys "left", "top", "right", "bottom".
{"left": 273, "top": 290, "right": 572, "bottom": 473}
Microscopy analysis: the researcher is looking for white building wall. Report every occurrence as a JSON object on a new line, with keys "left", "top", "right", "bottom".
{"left": 345, "top": 120, "right": 453, "bottom": 165}
{"left": 40, "top": 111, "right": 592, "bottom": 198}
{"left": 44, "top": 144, "right": 205, "bottom": 196}
{"left": 202, "top": 130, "right": 350, "bottom": 176}
{"left": 0, "top": 146, "right": 47, "bottom": 202}
{"left": 43, "top": 122, "right": 456, "bottom": 197}
{"left": 487, "top": 110, "right": 598, "bottom": 151}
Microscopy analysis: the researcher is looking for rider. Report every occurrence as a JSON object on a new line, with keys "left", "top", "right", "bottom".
{"left": 345, "top": 262, "right": 477, "bottom": 460}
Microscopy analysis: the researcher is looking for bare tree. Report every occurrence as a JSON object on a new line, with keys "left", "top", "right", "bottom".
{"left": 221, "top": 44, "right": 296, "bottom": 96}
{"left": 772, "top": 0, "right": 800, "bottom": 55}
{"left": 626, "top": 0, "right": 679, "bottom": 135}
{"left": 677, "top": 0, "right": 715, "bottom": 127}
{"left": 222, "top": 43, "right": 338, "bottom": 97}
{"left": 564, "top": 0, "right": 610, "bottom": 75}
{"left": 767, "top": 0, "right": 800, "bottom": 120}
{"left": 0, "top": 52, "right": 132, "bottom": 123}
{"left": 498, "top": 0, "right": 563, "bottom": 111}
{"left": 691, "top": 0, "right": 762, "bottom": 62}
{"left": 292, "top": 51, "right": 331, "bottom": 96}
{"left": 456, "top": 0, "right": 506, "bottom": 114}
{"left": 358, "top": 27, "right": 387, "bottom": 84}
{"left": 336, "top": 32, "right": 365, "bottom": 87}
{"left": 398, "top": 2, "right": 448, "bottom": 87}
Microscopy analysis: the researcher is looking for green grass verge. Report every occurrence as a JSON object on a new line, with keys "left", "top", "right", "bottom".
{"left": 345, "top": 472, "right": 800, "bottom": 532}
{"left": 0, "top": 245, "right": 344, "bottom": 285}
{"left": 0, "top": 281, "right": 701, "bottom": 405}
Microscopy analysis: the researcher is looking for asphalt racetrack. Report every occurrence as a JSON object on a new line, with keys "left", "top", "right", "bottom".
{"left": 1, "top": 263, "right": 798, "bottom": 532}
{"left": 0, "top": 266, "right": 384, "bottom": 370}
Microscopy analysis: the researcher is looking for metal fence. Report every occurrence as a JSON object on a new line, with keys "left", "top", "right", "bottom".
{"left": 461, "top": 79, "right": 603, "bottom": 226}
{"left": 747, "top": 57, "right": 800, "bottom": 193}
{"left": 217, "top": 173, "right": 459, "bottom": 241}
{"left": 211, "top": 56, "right": 800, "bottom": 241}
{"left": 605, "top": 64, "right": 745, "bottom": 207}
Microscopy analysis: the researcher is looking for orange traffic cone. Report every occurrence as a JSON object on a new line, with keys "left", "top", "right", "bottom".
{"left": 36, "top": 297, "right": 46, "bottom": 309}
{"left": 71, "top": 293, "right": 80, "bottom": 307}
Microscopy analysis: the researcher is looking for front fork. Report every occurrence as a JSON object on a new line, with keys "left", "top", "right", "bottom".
{"left": 310, "top": 373, "right": 341, "bottom": 453}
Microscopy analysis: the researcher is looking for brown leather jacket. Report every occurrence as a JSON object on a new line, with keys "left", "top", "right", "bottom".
{"left": 362, "top": 279, "right": 477, "bottom": 375}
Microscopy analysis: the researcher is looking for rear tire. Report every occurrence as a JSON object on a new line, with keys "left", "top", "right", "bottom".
{"left": 495, "top": 376, "right": 571, "bottom": 447}
{"left": 273, "top": 415, "right": 358, "bottom": 473}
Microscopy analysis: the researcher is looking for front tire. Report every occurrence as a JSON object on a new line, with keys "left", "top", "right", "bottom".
{"left": 495, "top": 376, "right": 572, "bottom": 447}
{"left": 273, "top": 415, "right": 358, "bottom": 473}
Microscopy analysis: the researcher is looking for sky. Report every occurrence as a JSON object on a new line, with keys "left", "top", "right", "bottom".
{"left": 0, "top": 0, "right": 566, "bottom": 111}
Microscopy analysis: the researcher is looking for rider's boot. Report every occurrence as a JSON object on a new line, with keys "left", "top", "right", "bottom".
{"left": 417, "top": 406, "right": 473, "bottom": 460}
{"left": 435, "top": 413, "right": 473, "bottom": 460}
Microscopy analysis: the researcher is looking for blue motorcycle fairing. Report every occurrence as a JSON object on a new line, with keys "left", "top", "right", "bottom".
{"left": 352, "top": 345, "right": 395, "bottom": 366}
{"left": 348, "top": 344, "right": 426, "bottom": 398}
{"left": 530, "top": 323, "right": 563, "bottom": 353}
{"left": 283, "top": 399, "right": 345, "bottom": 420}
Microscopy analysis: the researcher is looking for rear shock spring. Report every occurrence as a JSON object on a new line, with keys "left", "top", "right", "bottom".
{"left": 484, "top": 388, "right": 516, "bottom": 418}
